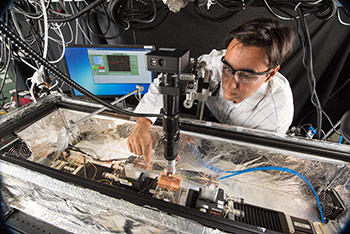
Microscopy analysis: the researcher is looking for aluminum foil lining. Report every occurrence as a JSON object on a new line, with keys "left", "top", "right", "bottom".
{"left": 180, "top": 118, "right": 350, "bottom": 154}
{"left": 1, "top": 160, "right": 220, "bottom": 234}
{"left": 2, "top": 97, "right": 350, "bottom": 233}
{"left": 0, "top": 95, "right": 62, "bottom": 128}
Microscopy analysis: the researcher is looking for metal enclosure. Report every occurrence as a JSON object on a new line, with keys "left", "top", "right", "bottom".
{"left": 0, "top": 95, "right": 349, "bottom": 233}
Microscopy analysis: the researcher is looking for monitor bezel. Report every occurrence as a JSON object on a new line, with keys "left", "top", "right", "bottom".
{"left": 63, "top": 44, "right": 155, "bottom": 99}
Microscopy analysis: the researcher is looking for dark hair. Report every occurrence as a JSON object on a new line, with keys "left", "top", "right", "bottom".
{"left": 225, "top": 18, "right": 295, "bottom": 68}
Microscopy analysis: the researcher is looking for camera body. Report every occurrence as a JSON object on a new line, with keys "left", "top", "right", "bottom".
{"left": 146, "top": 48, "right": 191, "bottom": 74}
{"left": 146, "top": 48, "right": 212, "bottom": 109}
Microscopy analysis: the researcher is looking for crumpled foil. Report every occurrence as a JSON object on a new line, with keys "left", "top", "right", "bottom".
{"left": 2, "top": 96, "right": 350, "bottom": 233}
{"left": 177, "top": 134, "right": 350, "bottom": 233}
{"left": 0, "top": 95, "right": 62, "bottom": 128}
{"left": 1, "top": 161, "right": 220, "bottom": 233}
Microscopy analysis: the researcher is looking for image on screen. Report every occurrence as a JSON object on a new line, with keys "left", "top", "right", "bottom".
{"left": 107, "top": 55, "right": 131, "bottom": 72}
{"left": 64, "top": 45, "right": 154, "bottom": 96}
{"left": 88, "top": 53, "right": 139, "bottom": 84}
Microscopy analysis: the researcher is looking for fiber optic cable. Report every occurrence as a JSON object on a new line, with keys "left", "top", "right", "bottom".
{"left": 220, "top": 166, "right": 325, "bottom": 223}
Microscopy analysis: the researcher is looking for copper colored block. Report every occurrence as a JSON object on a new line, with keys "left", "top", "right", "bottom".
{"left": 157, "top": 174, "right": 182, "bottom": 191}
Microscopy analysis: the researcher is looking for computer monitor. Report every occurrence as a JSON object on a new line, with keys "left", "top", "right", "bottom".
{"left": 64, "top": 44, "right": 154, "bottom": 97}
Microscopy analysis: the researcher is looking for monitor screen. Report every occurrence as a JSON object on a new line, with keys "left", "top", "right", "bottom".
{"left": 64, "top": 44, "right": 154, "bottom": 96}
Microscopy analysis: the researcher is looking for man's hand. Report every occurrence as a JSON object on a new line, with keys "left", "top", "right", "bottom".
{"left": 127, "top": 117, "right": 153, "bottom": 163}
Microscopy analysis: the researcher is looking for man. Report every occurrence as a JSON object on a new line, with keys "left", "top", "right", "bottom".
{"left": 127, "top": 18, "right": 295, "bottom": 163}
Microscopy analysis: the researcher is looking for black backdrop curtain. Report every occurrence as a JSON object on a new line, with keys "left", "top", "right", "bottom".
{"left": 111, "top": 4, "right": 350, "bottom": 132}
{"left": 8, "top": 2, "right": 348, "bottom": 133}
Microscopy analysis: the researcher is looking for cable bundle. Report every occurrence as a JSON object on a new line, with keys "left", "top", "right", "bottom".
{"left": 262, "top": 0, "right": 337, "bottom": 21}
{"left": 262, "top": 0, "right": 346, "bottom": 139}
{"left": 193, "top": 0, "right": 239, "bottom": 22}
{"left": 0, "top": 37, "right": 11, "bottom": 111}
{"left": 216, "top": 0, "right": 255, "bottom": 10}
{"left": 0, "top": 0, "right": 348, "bottom": 133}
{"left": 107, "top": 0, "right": 170, "bottom": 31}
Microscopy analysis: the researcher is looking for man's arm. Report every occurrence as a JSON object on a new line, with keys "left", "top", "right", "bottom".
{"left": 127, "top": 77, "right": 163, "bottom": 163}
{"left": 133, "top": 76, "right": 163, "bottom": 123}
{"left": 127, "top": 117, "right": 153, "bottom": 163}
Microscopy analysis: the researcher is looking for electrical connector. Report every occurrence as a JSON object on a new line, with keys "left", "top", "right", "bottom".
{"left": 307, "top": 126, "right": 317, "bottom": 139}
{"left": 32, "top": 66, "right": 45, "bottom": 86}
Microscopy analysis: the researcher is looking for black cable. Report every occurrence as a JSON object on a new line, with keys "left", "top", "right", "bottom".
{"left": 46, "top": 2, "right": 75, "bottom": 45}
{"left": 309, "top": 0, "right": 336, "bottom": 21}
{"left": 265, "top": 5, "right": 314, "bottom": 131}
{"left": 263, "top": 0, "right": 337, "bottom": 21}
{"left": 12, "top": 4, "right": 42, "bottom": 19}
{"left": 216, "top": 0, "right": 250, "bottom": 10}
{"left": 264, "top": 1, "right": 301, "bottom": 20}
{"left": 290, "top": 8, "right": 348, "bottom": 132}
{"left": 27, "top": 21, "right": 43, "bottom": 57}
{"left": 321, "top": 109, "right": 342, "bottom": 136}
{"left": 68, "top": 146, "right": 128, "bottom": 162}
{"left": 131, "top": 8, "right": 170, "bottom": 31}
{"left": 85, "top": 2, "right": 127, "bottom": 40}
{"left": 71, "top": 0, "right": 80, "bottom": 11}
{"left": 109, "top": 0, "right": 162, "bottom": 30}
{"left": 0, "top": 36, "right": 8, "bottom": 71}
{"left": 67, "top": 0, "right": 93, "bottom": 44}
{"left": 9, "top": 10, "right": 36, "bottom": 45}
{"left": 86, "top": 5, "right": 124, "bottom": 39}
{"left": 0, "top": 38, "right": 9, "bottom": 111}
{"left": 0, "top": 42, "right": 10, "bottom": 94}
{"left": 68, "top": 146, "right": 93, "bottom": 157}
{"left": 47, "top": 0, "right": 107, "bottom": 23}
{"left": 324, "top": 77, "right": 350, "bottom": 104}
{"left": 297, "top": 10, "right": 319, "bottom": 131}
{"left": 0, "top": 21, "right": 161, "bottom": 118}
{"left": 278, "top": 5, "right": 312, "bottom": 132}
{"left": 100, "top": 3, "right": 112, "bottom": 33}
{"left": 313, "top": 77, "right": 350, "bottom": 137}
{"left": 10, "top": 7, "right": 44, "bottom": 62}
{"left": 45, "top": 0, "right": 52, "bottom": 10}
{"left": 193, "top": 1, "right": 238, "bottom": 23}
{"left": 86, "top": 5, "right": 111, "bottom": 36}
{"left": 130, "top": 0, "right": 156, "bottom": 24}
{"left": 138, "top": 177, "right": 158, "bottom": 194}
{"left": 296, "top": 7, "right": 323, "bottom": 139}
{"left": 13, "top": 60, "right": 20, "bottom": 108}
{"left": 87, "top": 27, "right": 126, "bottom": 40}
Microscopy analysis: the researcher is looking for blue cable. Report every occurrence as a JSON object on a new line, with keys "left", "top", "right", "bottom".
{"left": 190, "top": 142, "right": 226, "bottom": 173}
{"left": 220, "top": 166, "right": 325, "bottom": 223}
{"left": 198, "top": 157, "right": 226, "bottom": 173}
{"left": 339, "top": 136, "right": 343, "bottom": 144}
{"left": 188, "top": 142, "right": 325, "bottom": 223}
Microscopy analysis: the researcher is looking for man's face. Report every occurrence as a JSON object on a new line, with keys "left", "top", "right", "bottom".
{"left": 222, "top": 39, "right": 277, "bottom": 103}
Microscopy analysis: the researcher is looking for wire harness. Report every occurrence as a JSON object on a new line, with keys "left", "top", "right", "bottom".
{"left": 0, "top": 21, "right": 161, "bottom": 118}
